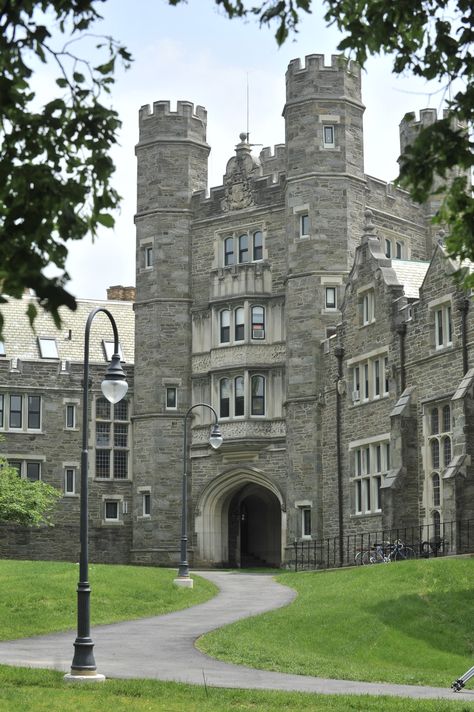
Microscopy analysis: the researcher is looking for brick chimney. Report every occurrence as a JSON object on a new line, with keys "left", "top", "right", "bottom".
{"left": 106, "top": 285, "right": 136, "bottom": 302}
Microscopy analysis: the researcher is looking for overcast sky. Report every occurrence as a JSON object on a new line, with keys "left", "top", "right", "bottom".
{"left": 57, "top": 0, "right": 448, "bottom": 300}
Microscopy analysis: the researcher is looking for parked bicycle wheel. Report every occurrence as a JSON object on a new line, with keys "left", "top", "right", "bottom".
{"left": 361, "top": 549, "right": 385, "bottom": 564}
{"left": 391, "top": 545, "right": 416, "bottom": 561}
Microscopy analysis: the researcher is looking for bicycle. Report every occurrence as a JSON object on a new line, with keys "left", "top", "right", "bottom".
{"left": 355, "top": 540, "right": 416, "bottom": 565}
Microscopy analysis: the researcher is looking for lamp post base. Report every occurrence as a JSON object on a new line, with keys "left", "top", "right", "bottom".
{"left": 173, "top": 576, "right": 194, "bottom": 589}
{"left": 64, "top": 671, "right": 106, "bottom": 683}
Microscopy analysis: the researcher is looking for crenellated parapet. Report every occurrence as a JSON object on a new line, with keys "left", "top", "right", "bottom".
{"left": 285, "top": 53, "right": 362, "bottom": 105}
{"left": 137, "top": 100, "right": 208, "bottom": 146}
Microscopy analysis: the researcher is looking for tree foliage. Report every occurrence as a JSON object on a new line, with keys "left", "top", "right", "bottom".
{"left": 171, "top": 0, "right": 474, "bottom": 276}
{"left": 0, "top": 0, "right": 131, "bottom": 335}
{"left": 0, "top": 458, "right": 61, "bottom": 526}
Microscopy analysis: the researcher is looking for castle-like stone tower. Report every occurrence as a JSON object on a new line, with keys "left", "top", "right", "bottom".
{"left": 132, "top": 55, "right": 433, "bottom": 568}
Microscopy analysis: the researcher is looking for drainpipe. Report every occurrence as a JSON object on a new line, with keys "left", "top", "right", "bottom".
{"left": 334, "top": 346, "right": 344, "bottom": 566}
{"left": 397, "top": 323, "right": 407, "bottom": 394}
{"left": 459, "top": 298, "right": 470, "bottom": 375}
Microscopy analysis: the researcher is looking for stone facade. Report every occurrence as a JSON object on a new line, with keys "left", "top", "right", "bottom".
{"left": 131, "top": 52, "right": 472, "bottom": 568}
{"left": 0, "top": 293, "right": 135, "bottom": 563}
{"left": 1, "top": 52, "right": 472, "bottom": 568}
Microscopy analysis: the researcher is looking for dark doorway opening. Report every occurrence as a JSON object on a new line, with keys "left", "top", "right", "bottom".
{"left": 228, "top": 483, "right": 281, "bottom": 567}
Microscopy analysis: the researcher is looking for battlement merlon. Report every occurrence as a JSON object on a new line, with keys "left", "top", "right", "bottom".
{"left": 285, "top": 53, "right": 362, "bottom": 104}
{"left": 137, "top": 100, "right": 208, "bottom": 145}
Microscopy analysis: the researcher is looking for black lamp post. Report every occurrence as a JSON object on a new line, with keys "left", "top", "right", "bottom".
{"left": 174, "top": 403, "right": 223, "bottom": 588}
{"left": 65, "top": 308, "right": 128, "bottom": 682}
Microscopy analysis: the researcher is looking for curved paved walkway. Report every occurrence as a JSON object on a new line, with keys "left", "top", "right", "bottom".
{"left": 0, "top": 570, "right": 471, "bottom": 701}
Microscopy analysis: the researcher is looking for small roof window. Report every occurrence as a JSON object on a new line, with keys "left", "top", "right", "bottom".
{"left": 38, "top": 337, "right": 59, "bottom": 359}
{"left": 0, "top": 341, "right": 5, "bottom": 357}
{"left": 103, "top": 340, "right": 124, "bottom": 362}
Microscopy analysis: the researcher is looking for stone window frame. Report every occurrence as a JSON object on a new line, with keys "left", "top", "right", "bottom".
{"left": 137, "top": 486, "right": 152, "bottom": 518}
{"left": 217, "top": 371, "right": 267, "bottom": 420}
{"left": 428, "top": 298, "right": 453, "bottom": 351}
{"left": 102, "top": 494, "right": 123, "bottom": 525}
{"left": 63, "top": 398, "right": 79, "bottom": 430}
{"left": 165, "top": 386, "right": 178, "bottom": 411}
{"left": 348, "top": 348, "right": 389, "bottom": 405}
{"left": 319, "top": 114, "right": 340, "bottom": 152}
{"left": 5, "top": 455, "right": 45, "bottom": 481}
{"left": 221, "top": 228, "right": 265, "bottom": 268}
{"left": 295, "top": 499, "right": 313, "bottom": 540}
{"left": 139, "top": 237, "right": 154, "bottom": 272}
{"left": 216, "top": 303, "right": 266, "bottom": 347}
{"left": 0, "top": 393, "right": 43, "bottom": 433}
{"left": 349, "top": 434, "right": 390, "bottom": 516}
{"left": 384, "top": 237, "right": 405, "bottom": 260}
{"left": 322, "top": 124, "right": 335, "bottom": 148}
{"left": 63, "top": 462, "right": 79, "bottom": 496}
{"left": 423, "top": 400, "right": 452, "bottom": 525}
{"left": 292, "top": 204, "right": 310, "bottom": 240}
{"left": 93, "top": 396, "right": 130, "bottom": 480}
{"left": 358, "top": 284, "right": 376, "bottom": 327}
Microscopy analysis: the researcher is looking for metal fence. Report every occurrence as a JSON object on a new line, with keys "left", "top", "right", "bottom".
{"left": 293, "top": 519, "right": 474, "bottom": 572}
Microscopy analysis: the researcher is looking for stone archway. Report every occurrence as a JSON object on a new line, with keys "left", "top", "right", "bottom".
{"left": 194, "top": 468, "right": 286, "bottom": 568}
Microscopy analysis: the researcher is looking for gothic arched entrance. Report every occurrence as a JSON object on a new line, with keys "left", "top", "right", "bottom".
{"left": 194, "top": 468, "right": 285, "bottom": 568}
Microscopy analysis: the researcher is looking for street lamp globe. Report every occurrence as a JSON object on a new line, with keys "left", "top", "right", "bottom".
{"left": 209, "top": 423, "right": 223, "bottom": 450}
{"left": 101, "top": 354, "right": 129, "bottom": 404}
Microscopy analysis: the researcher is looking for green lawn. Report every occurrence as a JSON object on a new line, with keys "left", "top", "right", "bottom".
{"left": 0, "top": 558, "right": 472, "bottom": 710}
{"left": 198, "top": 557, "right": 474, "bottom": 688}
{"left": 0, "top": 667, "right": 472, "bottom": 712}
{"left": 0, "top": 559, "right": 217, "bottom": 639}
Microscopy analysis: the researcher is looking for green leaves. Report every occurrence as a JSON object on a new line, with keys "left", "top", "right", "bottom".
{"left": 0, "top": 460, "right": 61, "bottom": 527}
{"left": 0, "top": 0, "right": 132, "bottom": 335}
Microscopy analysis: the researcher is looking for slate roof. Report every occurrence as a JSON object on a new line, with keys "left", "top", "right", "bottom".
{"left": 390, "top": 260, "right": 430, "bottom": 300}
{"left": 0, "top": 293, "right": 135, "bottom": 365}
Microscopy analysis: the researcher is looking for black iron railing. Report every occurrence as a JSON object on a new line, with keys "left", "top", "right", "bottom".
{"left": 293, "top": 519, "right": 474, "bottom": 572}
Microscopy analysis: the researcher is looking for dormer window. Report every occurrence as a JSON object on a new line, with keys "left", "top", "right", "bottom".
{"left": 103, "top": 341, "right": 125, "bottom": 361}
{"left": 38, "top": 337, "right": 58, "bottom": 359}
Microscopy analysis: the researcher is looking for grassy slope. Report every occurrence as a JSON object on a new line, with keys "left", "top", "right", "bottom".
{"left": 198, "top": 558, "right": 474, "bottom": 688}
{"left": 0, "top": 667, "right": 472, "bottom": 712}
{"left": 0, "top": 560, "right": 217, "bottom": 639}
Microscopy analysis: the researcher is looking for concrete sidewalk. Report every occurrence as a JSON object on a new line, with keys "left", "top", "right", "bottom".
{"left": 0, "top": 570, "right": 471, "bottom": 702}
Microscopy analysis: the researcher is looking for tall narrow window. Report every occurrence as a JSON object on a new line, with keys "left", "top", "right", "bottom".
{"left": 442, "top": 404, "right": 451, "bottom": 432}
{"left": 431, "top": 439, "right": 440, "bottom": 469}
{"left": 396, "top": 241, "right": 403, "bottom": 259}
{"left": 219, "top": 379, "right": 230, "bottom": 418}
{"left": 253, "top": 231, "right": 263, "bottom": 261}
{"left": 364, "top": 364, "right": 369, "bottom": 400}
{"left": 66, "top": 404, "right": 76, "bottom": 429}
{"left": 220, "top": 310, "right": 230, "bottom": 344}
{"left": 27, "top": 395, "right": 41, "bottom": 429}
{"left": 251, "top": 375, "right": 265, "bottom": 415}
{"left": 145, "top": 245, "right": 153, "bottom": 268}
{"left": 166, "top": 387, "right": 177, "bottom": 410}
{"left": 302, "top": 507, "right": 311, "bottom": 537}
{"left": 143, "top": 493, "right": 151, "bottom": 516}
{"left": 385, "top": 239, "right": 392, "bottom": 258}
{"left": 355, "top": 480, "right": 362, "bottom": 513}
{"left": 431, "top": 408, "right": 439, "bottom": 435}
{"left": 234, "top": 307, "right": 245, "bottom": 341}
{"left": 95, "top": 397, "right": 129, "bottom": 479}
{"left": 234, "top": 376, "right": 245, "bottom": 416}
{"left": 238, "top": 234, "right": 249, "bottom": 263}
{"left": 375, "top": 476, "right": 382, "bottom": 510}
{"left": 251, "top": 306, "right": 265, "bottom": 340}
{"left": 325, "top": 287, "right": 337, "bottom": 310}
{"left": 65, "top": 468, "right": 75, "bottom": 494}
{"left": 443, "top": 436, "right": 451, "bottom": 467}
{"left": 384, "top": 356, "right": 390, "bottom": 395}
{"left": 0, "top": 395, "right": 3, "bottom": 428}
{"left": 300, "top": 214, "right": 309, "bottom": 237}
{"left": 323, "top": 125, "right": 335, "bottom": 147}
{"left": 353, "top": 366, "right": 360, "bottom": 400}
{"left": 374, "top": 359, "right": 380, "bottom": 397}
{"left": 224, "top": 237, "right": 234, "bottom": 266}
{"left": 362, "top": 291, "right": 374, "bottom": 325}
{"left": 9, "top": 395, "right": 22, "bottom": 429}
{"left": 435, "top": 308, "right": 444, "bottom": 348}
{"left": 432, "top": 473, "right": 440, "bottom": 506}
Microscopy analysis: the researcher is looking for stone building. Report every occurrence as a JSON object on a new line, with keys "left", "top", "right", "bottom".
{"left": 0, "top": 52, "right": 472, "bottom": 568}
{"left": 0, "top": 289, "right": 135, "bottom": 563}
{"left": 131, "top": 52, "right": 472, "bottom": 568}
